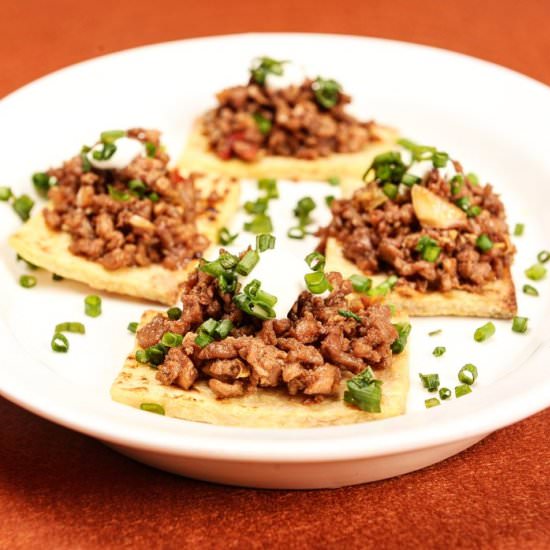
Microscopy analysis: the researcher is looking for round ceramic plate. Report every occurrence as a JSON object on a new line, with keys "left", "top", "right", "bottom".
{"left": 1, "top": 34, "right": 549, "bottom": 489}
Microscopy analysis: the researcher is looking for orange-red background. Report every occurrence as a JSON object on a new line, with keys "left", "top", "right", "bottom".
{"left": 1, "top": 1, "right": 549, "bottom": 548}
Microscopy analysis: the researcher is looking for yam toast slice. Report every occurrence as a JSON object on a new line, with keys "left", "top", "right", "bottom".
{"left": 9, "top": 173, "right": 240, "bottom": 305}
{"left": 179, "top": 117, "right": 399, "bottom": 181}
{"left": 110, "top": 309, "right": 410, "bottom": 429}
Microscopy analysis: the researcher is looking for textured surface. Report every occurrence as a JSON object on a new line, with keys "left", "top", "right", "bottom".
{"left": 1, "top": 0, "right": 549, "bottom": 548}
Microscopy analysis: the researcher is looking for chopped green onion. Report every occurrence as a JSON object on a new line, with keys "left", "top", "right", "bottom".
{"left": 219, "top": 253, "right": 239, "bottom": 270}
{"left": 213, "top": 319, "right": 234, "bottom": 339}
{"left": 416, "top": 236, "right": 440, "bottom": 261}
{"left": 235, "top": 249, "right": 260, "bottom": 276}
{"left": 428, "top": 329, "right": 442, "bottom": 336}
{"left": 100, "top": 129, "right": 126, "bottom": 143}
{"left": 368, "top": 275, "right": 398, "bottom": 297}
{"left": 198, "top": 318, "right": 218, "bottom": 336}
{"left": 474, "top": 321, "right": 495, "bottom": 342}
{"left": 52, "top": 273, "right": 64, "bottom": 281}
{"left": 344, "top": 367, "right": 382, "bottom": 413}
{"left": 425, "top": 397, "right": 440, "bottom": 408}
{"left": 148, "top": 192, "right": 160, "bottom": 202}
{"left": 467, "top": 205, "right": 482, "bottom": 218}
{"left": 161, "top": 331, "right": 183, "bottom": 348}
{"left": 244, "top": 197, "right": 269, "bottom": 214}
{"left": 513, "top": 223, "right": 524, "bottom": 237}
{"left": 233, "top": 293, "right": 276, "bottom": 320}
{"left": 450, "top": 174, "right": 463, "bottom": 195}
{"left": 146, "top": 343, "right": 167, "bottom": 365}
{"left": 51, "top": 332, "right": 69, "bottom": 353}
{"left": 312, "top": 77, "right": 342, "bottom": 109}
{"left": 476, "top": 234, "right": 493, "bottom": 252}
{"left": 256, "top": 233, "right": 276, "bottom": 252}
{"left": 244, "top": 214, "right": 273, "bottom": 234}
{"left": 127, "top": 322, "right": 138, "bottom": 334}
{"left": 108, "top": 185, "right": 130, "bottom": 202}
{"left": 32, "top": 172, "right": 55, "bottom": 197}
{"left": 522, "top": 284, "right": 539, "bottom": 297}
{"left": 80, "top": 149, "right": 92, "bottom": 172}
{"left": 338, "top": 309, "right": 362, "bottom": 322}
{"left": 304, "top": 271, "right": 332, "bottom": 294}
{"left": 364, "top": 151, "right": 407, "bottom": 184}
{"left": 325, "top": 195, "right": 335, "bottom": 207}
{"left": 327, "top": 176, "right": 340, "bottom": 186}
{"left": 19, "top": 275, "right": 37, "bottom": 288}
{"left": 455, "top": 196, "right": 470, "bottom": 211}
{"left": 537, "top": 250, "right": 550, "bottom": 264}
{"left": 84, "top": 295, "right": 102, "bottom": 317}
{"left": 250, "top": 57, "right": 287, "bottom": 86}
{"left": 439, "top": 387, "right": 452, "bottom": 400}
{"left": 391, "top": 322, "right": 411, "bottom": 354}
{"left": 135, "top": 349, "right": 149, "bottom": 363}
{"left": 466, "top": 172, "right": 479, "bottom": 185}
{"left": 294, "top": 196, "right": 316, "bottom": 220}
{"left": 287, "top": 226, "right": 307, "bottom": 239}
{"left": 12, "top": 194, "right": 34, "bottom": 221}
{"left": 145, "top": 142, "right": 157, "bottom": 158}
{"left": 432, "top": 151, "right": 449, "bottom": 168}
{"left": 382, "top": 182, "right": 398, "bottom": 200}
{"left": 304, "top": 252, "right": 325, "bottom": 272}
{"left": 512, "top": 316, "right": 528, "bottom": 334}
{"left": 166, "top": 307, "right": 182, "bottom": 321}
{"left": 252, "top": 113, "right": 272, "bottom": 135}
{"left": 217, "top": 226, "right": 238, "bottom": 246}
{"left": 525, "top": 263, "right": 546, "bottom": 281}
{"left": 244, "top": 279, "right": 277, "bottom": 307}
{"left": 258, "top": 178, "right": 279, "bottom": 199}
{"left": 419, "top": 373, "right": 440, "bottom": 392}
{"left": 55, "top": 322, "right": 85, "bottom": 334}
{"left": 433, "top": 346, "right": 446, "bottom": 357}
{"left": 92, "top": 142, "right": 117, "bottom": 161}
{"left": 140, "top": 403, "right": 165, "bottom": 415}
{"left": 455, "top": 384, "right": 472, "bottom": 398}
{"left": 128, "top": 179, "right": 147, "bottom": 198}
{"left": 349, "top": 274, "right": 372, "bottom": 293}
{"left": 401, "top": 174, "right": 421, "bottom": 187}
{"left": 458, "top": 363, "right": 478, "bottom": 385}
{"left": 0, "top": 186, "right": 12, "bottom": 201}
{"left": 195, "top": 332, "right": 214, "bottom": 348}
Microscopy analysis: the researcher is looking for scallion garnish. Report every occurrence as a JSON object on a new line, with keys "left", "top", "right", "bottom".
{"left": 258, "top": 178, "right": 279, "bottom": 199}
{"left": 382, "top": 182, "right": 398, "bottom": 200}
{"left": 367, "top": 275, "right": 398, "bottom": 297}
{"left": 432, "top": 151, "right": 449, "bottom": 168}
{"left": 327, "top": 176, "right": 340, "bottom": 186}
{"left": 522, "top": 284, "right": 539, "bottom": 297}
{"left": 466, "top": 172, "right": 479, "bottom": 185}
{"left": 419, "top": 373, "right": 440, "bottom": 392}
{"left": 127, "top": 322, "right": 138, "bottom": 334}
{"left": 287, "top": 227, "right": 306, "bottom": 239}
{"left": 458, "top": 363, "right": 478, "bottom": 385}
{"left": 100, "top": 129, "right": 126, "bottom": 143}
{"left": 92, "top": 142, "right": 117, "bottom": 161}
{"left": 537, "top": 250, "right": 550, "bottom": 264}
{"left": 343, "top": 367, "right": 382, "bottom": 413}
{"left": 252, "top": 113, "right": 272, "bottom": 135}
{"left": 363, "top": 151, "right": 407, "bottom": 185}
{"left": 80, "top": 147, "right": 92, "bottom": 172}
{"left": 161, "top": 331, "right": 183, "bottom": 348}
{"left": 428, "top": 329, "right": 442, "bottom": 336}
{"left": 325, "top": 195, "right": 335, "bottom": 207}
{"left": 433, "top": 346, "right": 446, "bottom": 357}
{"left": 391, "top": 322, "right": 411, "bottom": 355}
{"left": 19, "top": 275, "right": 37, "bottom": 288}
{"left": 425, "top": 398, "right": 440, "bottom": 408}
{"left": 148, "top": 192, "right": 160, "bottom": 203}
{"left": 312, "top": 77, "right": 342, "bottom": 109}
{"left": 217, "top": 227, "right": 238, "bottom": 246}
{"left": 401, "top": 174, "right": 421, "bottom": 187}
{"left": 512, "top": 316, "right": 528, "bottom": 334}
{"left": 525, "top": 263, "right": 547, "bottom": 281}
{"left": 349, "top": 274, "right": 372, "bottom": 293}
{"left": 476, "top": 234, "right": 493, "bottom": 253}
{"left": 304, "top": 271, "right": 332, "bottom": 294}
{"left": 338, "top": 309, "right": 362, "bottom": 322}
{"left": 235, "top": 249, "right": 260, "bottom": 276}
{"left": 513, "top": 223, "right": 524, "bottom": 237}
{"left": 250, "top": 57, "right": 287, "bottom": 86}
{"left": 256, "top": 233, "right": 275, "bottom": 252}
{"left": 12, "top": 194, "right": 34, "bottom": 221}
{"left": 140, "top": 403, "right": 165, "bottom": 415}
{"left": 467, "top": 205, "right": 482, "bottom": 218}
{"left": 455, "top": 196, "right": 470, "bottom": 212}
{"left": 415, "top": 236, "right": 441, "bottom": 263}
{"left": 0, "top": 186, "right": 12, "bottom": 201}
{"left": 244, "top": 214, "right": 273, "bottom": 234}
{"left": 51, "top": 332, "right": 69, "bottom": 353}
{"left": 32, "top": 172, "right": 55, "bottom": 197}
{"left": 450, "top": 174, "right": 463, "bottom": 195}
{"left": 84, "top": 295, "right": 102, "bottom": 317}
{"left": 233, "top": 292, "right": 276, "bottom": 321}
{"left": 108, "top": 185, "right": 130, "bottom": 202}
{"left": 128, "top": 179, "right": 147, "bottom": 198}
{"left": 305, "top": 251, "right": 326, "bottom": 272}
{"left": 55, "top": 322, "right": 85, "bottom": 334}
{"left": 474, "top": 321, "right": 495, "bottom": 342}
{"left": 439, "top": 387, "right": 451, "bottom": 400}
{"left": 213, "top": 319, "right": 234, "bottom": 339}
{"left": 244, "top": 197, "right": 269, "bottom": 214}
{"left": 135, "top": 349, "right": 149, "bottom": 363}
{"left": 294, "top": 196, "right": 316, "bottom": 221}
{"left": 166, "top": 307, "right": 182, "bottom": 321}
{"left": 455, "top": 384, "right": 472, "bottom": 398}
{"left": 146, "top": 343, "right": 168, "bottom": 365}
{"left": 145, "top": 142, "right": 157, "bottom": 158}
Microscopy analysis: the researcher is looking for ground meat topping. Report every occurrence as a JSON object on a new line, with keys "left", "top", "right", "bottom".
{"left": 321, "top": 165, "right": 515, "bottom": 292}
{"left": 202, "top": 79, "right": 378, "bottom": 162}
{"left": 138, "top": 268, "right": 399, "bottom": 400}
{"left": 42, "top": 129, "right": 217, "bottom": 270}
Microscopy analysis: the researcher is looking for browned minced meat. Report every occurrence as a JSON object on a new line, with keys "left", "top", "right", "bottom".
{"left": 137, "top": 271, "right": 397, "bottom": 400}
{"left": 202, "top": 79, "right": 377, "bottom": 162}
{"left": 42, "top": 128, "right": 217, "bottom": 270}
{"left": 320, "top": 168, "right": 515, "bottom": 292}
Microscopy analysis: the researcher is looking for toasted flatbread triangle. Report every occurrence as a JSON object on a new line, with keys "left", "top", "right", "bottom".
{"left": 110, "top": 310, "right": 410, "bottom": 428}
{"left": 8, "top": 174, "right": 240, "bottom": 305}
{"left": 179, "top": 117, "right": 399, "bottom": 180}
{"left": 325, "top": 177, "right": 517, "bottom": 318}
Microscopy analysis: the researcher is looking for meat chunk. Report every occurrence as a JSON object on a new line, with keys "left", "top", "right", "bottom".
{"left": 209, "top": 379, "right": 245, "bottom": 398}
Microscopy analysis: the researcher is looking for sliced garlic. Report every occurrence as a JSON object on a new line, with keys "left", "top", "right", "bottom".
{"left": 411, "top": 185, "right": 467, "bottom": 229}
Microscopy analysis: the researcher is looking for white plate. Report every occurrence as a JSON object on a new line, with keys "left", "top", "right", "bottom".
{"left": 1, "top": 33, "right": 549, "bottom": 489}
